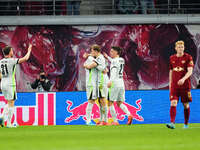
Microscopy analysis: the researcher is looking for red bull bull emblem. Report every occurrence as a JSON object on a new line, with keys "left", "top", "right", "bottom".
{"left": 65, "top": 99, "right": 143, "bottom": 124}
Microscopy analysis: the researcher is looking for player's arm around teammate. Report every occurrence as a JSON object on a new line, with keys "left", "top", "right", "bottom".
{"left": 83, "top": 51, "right": 98, "bottom": 125}
{"left": 83, "top": 45, "right": 109, "bottom": 125}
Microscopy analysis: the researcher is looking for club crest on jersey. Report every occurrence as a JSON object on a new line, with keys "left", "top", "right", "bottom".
{"left": 173, "top": 66, "right": 184, "bottom": 72}
{"left": 181, "top": 60, "right": 185, "bottom": 64}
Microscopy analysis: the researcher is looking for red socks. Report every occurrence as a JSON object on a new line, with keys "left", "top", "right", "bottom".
{"left": 170, "top": 106, "right": 190, "bottom": 124}
{"left": 184, "top": 107, "right": 190, "bottom": 125}
{"left": 170, "top": 106, "right": 176, "bottom": 123}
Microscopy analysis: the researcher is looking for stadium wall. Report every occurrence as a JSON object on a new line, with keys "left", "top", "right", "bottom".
{"left": 1, "top": 15, "right": 200, "bottom": 25}
{"left": 0, "top": 90, "right": 200, "bottom": 126}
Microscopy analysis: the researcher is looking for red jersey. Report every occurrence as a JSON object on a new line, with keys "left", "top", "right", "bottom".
{"left": 169, "top": 53, "right": 194, "bottom": 90}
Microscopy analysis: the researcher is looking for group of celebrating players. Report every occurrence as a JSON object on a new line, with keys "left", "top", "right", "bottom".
{"left": 0, "top": 40, "right": 194, "bottom": 129}
{"left": 83, "top": 45, "right": 133, "bottom": 126}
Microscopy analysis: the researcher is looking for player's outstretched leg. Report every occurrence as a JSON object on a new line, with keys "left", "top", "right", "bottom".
{"left": 118, "top": 102, "right": 133, "bottom": 125}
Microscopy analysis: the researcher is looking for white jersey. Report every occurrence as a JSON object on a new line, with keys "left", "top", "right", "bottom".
{"left": 110, "top": 57, "right": 125, "bottom": 87}
{"left": 94, "top": 54, "right": 106, "bottom": 87}
{"left": 84, "top": 56, "right": 97, "bottom": 87}
{"left": 103, "top": 60, "right": 109, "bottom": 85}
{"left": 0, "top": 58, "right": 19, "bottom": 86}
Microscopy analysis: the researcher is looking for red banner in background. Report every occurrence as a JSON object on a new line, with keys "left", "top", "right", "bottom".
{"left": 0, "top": 25, "right": 200, "bottom": 92}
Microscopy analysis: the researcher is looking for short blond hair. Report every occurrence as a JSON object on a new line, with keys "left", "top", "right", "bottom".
{"left": 175, "top": 40, "right": 184, "bottom": 47}
{"left": 91, "top": 44, "right": 101, "bottom": 52}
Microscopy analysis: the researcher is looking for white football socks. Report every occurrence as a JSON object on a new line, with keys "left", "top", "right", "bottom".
{"left": 99, "top": 105, "right": 104, "bottom": 122}
{"left": 120, "top": 103, "right": 130, "bottom": 116}
{"left": 7, "top": 106, "right": 14, "bottom": 126}
{"left": 86, "top": 103, "right": 93, "bottom": 124}
{"left": 103, "top": 106, "right": 108, "bottom": 122}
{"left": 109, "top": 105, "right": 117, "bottom": 122}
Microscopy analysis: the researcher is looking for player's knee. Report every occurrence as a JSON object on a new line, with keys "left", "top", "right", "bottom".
{"left": 117, "top": 101, "right": 122, "bottom": 107}
{"left": 88, "top": 100, "right": 95, "bottom": 104}
{"left": 183, "top": 103, "right": 189, "bottom": 109}
{"left": 7, "top": 100, "right": 15, "bottom": 107}
{"left": 171, "top": 100, "right": 177, "bottom": 106}
{"left": 108, "top": 101, "right": 113, "bottom": 107}
{"left": 100, "top": 98, "right": 106, "bottom": 106}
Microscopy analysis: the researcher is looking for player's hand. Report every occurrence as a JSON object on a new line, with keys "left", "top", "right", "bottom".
{"left": 103, "top": 52, "right": 108, "bottom": 59}
{"left": 28, "top": 44, "right": 32, "bottom": 52}
{"left": 177, "top": 78, "right": 185, "bottom": 86}
{"left": 103, "top": 68, "right": 108, "bottom": 74}
{"left": 107, "top": 81, "right": 112, "bottom": 88}
{"left": 83, "top": 52, "right": 89, "bottom": 59}
{"left": 83, "top": 64, "right": 89, "bottom": 69}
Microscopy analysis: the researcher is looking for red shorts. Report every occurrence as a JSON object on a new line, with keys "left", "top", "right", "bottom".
{"left": 170, "top": 89, "right": 192, "bottom": 103}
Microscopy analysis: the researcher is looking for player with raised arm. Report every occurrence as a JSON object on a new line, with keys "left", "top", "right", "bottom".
{"left": 104, "top": 46, "right": 133, "bottom": 125}
{"left": 84, "top": 44, "right": 109, "bottom": 125}
{"left": 166, "top": 41, "right": 194, "bottom": 129}
{"left": 0, "top": 44, "right": 32, "bottom": 128}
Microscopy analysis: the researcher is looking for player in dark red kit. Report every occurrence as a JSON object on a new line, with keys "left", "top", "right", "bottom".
{"left": 166, "top": 41, "right": 194, "bottom": 129}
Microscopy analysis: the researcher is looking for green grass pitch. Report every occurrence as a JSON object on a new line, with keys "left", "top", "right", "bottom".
{"left": 0, "top": 123, "right": 200, "bottom": 150}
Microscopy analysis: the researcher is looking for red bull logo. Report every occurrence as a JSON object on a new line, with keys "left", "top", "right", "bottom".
{"left": 65, "top": 99, "right": 143, "bottom": 123}
{"left": 0, "top": 93, "right": 56, "bottom": 126}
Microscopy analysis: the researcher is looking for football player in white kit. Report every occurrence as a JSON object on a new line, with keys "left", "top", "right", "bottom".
{"left": 0, "top": 44, "right": 32, "bottom": 128}
{"left": 84, "top": 44, "right": 109, "bottom": 125}
{"left": 83, "top": 52, "right": 98, "bottom": 125}
{"left": 105, "top": 46, "right": 133, "bottom": 125}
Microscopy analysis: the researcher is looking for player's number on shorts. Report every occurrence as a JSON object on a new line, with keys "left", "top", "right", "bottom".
{"left": 119, "top": 64, "right": 124, "bottom": 76}
{"left": 1, "top": 64, "right": 9, "bottom": 76}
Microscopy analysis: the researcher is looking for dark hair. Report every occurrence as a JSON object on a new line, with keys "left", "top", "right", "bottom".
{"left": 2, "top": 46, "right": 12, "bottom": 56}
{"left": 111, "top": 46, "right": 122, "bottom": 55}
{"left": 40, "top": 69, "right": 45, "bottom": 74}
{"left": 91, "top": 44, "right": 101, "bottom": 52}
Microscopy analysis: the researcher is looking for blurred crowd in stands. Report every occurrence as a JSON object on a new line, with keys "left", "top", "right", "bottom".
{"left": 0, "top": 0, "right": 199, "bottom": 15}
{"left": 0, "top": 0, "right": 82, "bottom": 15}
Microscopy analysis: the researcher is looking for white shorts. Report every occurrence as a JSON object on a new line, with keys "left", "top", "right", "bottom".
{"left": 1, "top": 84, "right": 17, "bottom": 100}
{"left": 108, "top": 87, "right": 125, "bottom": 102}
{"left": 86, "top": 86, "right": 98, "bottom": 100}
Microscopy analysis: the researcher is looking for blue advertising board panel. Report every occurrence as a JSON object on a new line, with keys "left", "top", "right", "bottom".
{"left": 57, "top": 90, "right": 200, "bottom": 125}
{"left": 0, "top": 90, "right": 200, "bottom": 126}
